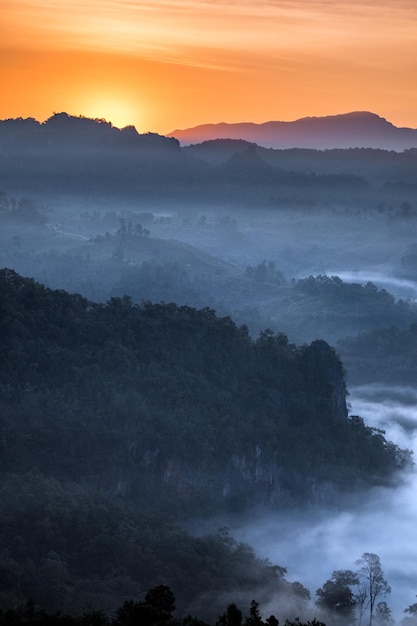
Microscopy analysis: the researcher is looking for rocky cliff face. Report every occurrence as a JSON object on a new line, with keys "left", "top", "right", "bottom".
{"left": 149, "top": 450, "right": 340, "bottom": 511}
{"left": 300, "top": 339, "right": 348, "bottom": 421}
{"left": 123, "top": 340, "right": 350, "bottom": 511}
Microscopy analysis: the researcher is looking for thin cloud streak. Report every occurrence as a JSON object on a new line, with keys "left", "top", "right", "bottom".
{"left": 3, "top": 0, "right": 417, "bottom": 60}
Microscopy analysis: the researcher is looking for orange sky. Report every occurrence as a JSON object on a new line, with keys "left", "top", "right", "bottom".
{"left": 1, "top": 1, "right": 417, "bottom": 134}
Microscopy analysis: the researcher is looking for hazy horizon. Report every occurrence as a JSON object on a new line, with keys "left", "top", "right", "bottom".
{"left": 2, "top": 1, "right": 417, "bottom": 133}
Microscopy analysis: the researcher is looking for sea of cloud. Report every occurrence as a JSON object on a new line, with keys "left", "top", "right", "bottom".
{"left": 225, "top": 384, "right": 417, "bottom": 622}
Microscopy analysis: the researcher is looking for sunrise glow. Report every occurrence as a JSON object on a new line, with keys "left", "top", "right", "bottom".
{"left": 1, "top": 1, "right": 417, "bottom": 133}
{"left": 75, "top": 92, "right": 143, "bottom": 131}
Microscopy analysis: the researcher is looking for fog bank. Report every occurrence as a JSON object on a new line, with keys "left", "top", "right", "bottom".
{"left": 226, "top": 385, "right": 417, "bottom": 621}
{"left": 327, "top": 270, "right": 417, "bottom": 301}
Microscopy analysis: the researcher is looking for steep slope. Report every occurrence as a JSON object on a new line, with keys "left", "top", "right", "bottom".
{"left": 0, "top": 270, "right": 410, "bottom": 511}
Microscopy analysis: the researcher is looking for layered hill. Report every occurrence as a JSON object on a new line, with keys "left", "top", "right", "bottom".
{"left": 0, "top": 269, "right": 410, "bottom": 509}
{"left": 1, "top": 113, "right": 416, "bottom": 209}
{"left": 169, "top": 111, "right": 417, "bottom": 150}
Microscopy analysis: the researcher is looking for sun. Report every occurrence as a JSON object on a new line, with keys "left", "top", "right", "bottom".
{"left": 76, "top": 94, "right": 141, "bottom": 130}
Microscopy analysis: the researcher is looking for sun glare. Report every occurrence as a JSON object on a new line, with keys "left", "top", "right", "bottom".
{"left": 77, "top": 95, "right": 141, "bottom": 130}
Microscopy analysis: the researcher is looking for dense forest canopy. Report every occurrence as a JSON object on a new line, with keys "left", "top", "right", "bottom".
{"left": 0, "top": 268, "right": 410, "bottom": 502}
{"left": 0, "top": 270, "right": 412, "bottom": 616}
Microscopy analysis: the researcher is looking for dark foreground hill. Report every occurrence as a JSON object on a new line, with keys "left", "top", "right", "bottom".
{"left": 0, "top": 270, "right": 412, "bottom": 615}
{"left": 0, "top": 269, "right": 410, "bottom": 506}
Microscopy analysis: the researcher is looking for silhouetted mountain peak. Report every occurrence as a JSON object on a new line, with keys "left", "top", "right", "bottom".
{"left": 223, "top": 144, "right": 276, "bottom": 179}
{"left": 169, "top": 112, "right": 417, "bottom": 150}
{"left": 299, "top": 111, "right": 387, "bottom": 122}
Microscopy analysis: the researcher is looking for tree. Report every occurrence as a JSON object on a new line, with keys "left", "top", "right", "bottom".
{"left": 356, "top": 553, "right": 391, "bottom": 626}
{"left": 217, "top": 604, "right": 243, "bottom": 626}
{"left": 403, "top": 596, "right": 417, "bottom": 626}
{"left": 405, "top": 597, "right": 417, "bottom": 616}
{"left": 115, "top": 585, "right": 176, "bottom": 626}
{"left": 291, "top": 581, "right": 311, "bottom": 603}
{"left": 244, "top": 601, "right": 265, "bottom": 626}
{"left": 374, "top": 601, "right": 394, "bottom": 626}
{"left": 316, "top": 569, "right": 358, "bottom": 620}
{"left": 144, "top": 585, "right": 176, "bottom": 623}
{"left": 355, "top": 576, "right": 369, "bottom": 626}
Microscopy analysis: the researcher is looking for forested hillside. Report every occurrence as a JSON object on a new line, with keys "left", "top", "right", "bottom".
{"left": 0, "top": 270, "right": 412, "bottom": 615}
{"left": 1, "top": 268, "right": 409, "bottom": 503}
{"left": 339, "top": 323, "right": 417, "bottom": 384}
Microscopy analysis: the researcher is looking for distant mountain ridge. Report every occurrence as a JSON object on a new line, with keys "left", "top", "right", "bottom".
{"left": 168, "top": 111, "right": 417, "bottom": 150}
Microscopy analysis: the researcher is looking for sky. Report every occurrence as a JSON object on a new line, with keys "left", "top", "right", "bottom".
{"left": 1, "top": 0, "right": 417, "bottom": 134}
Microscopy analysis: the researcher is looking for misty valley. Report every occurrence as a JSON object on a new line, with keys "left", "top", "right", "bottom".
{"left": 1, "top": 114, "right": 417, "bottom": 626}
